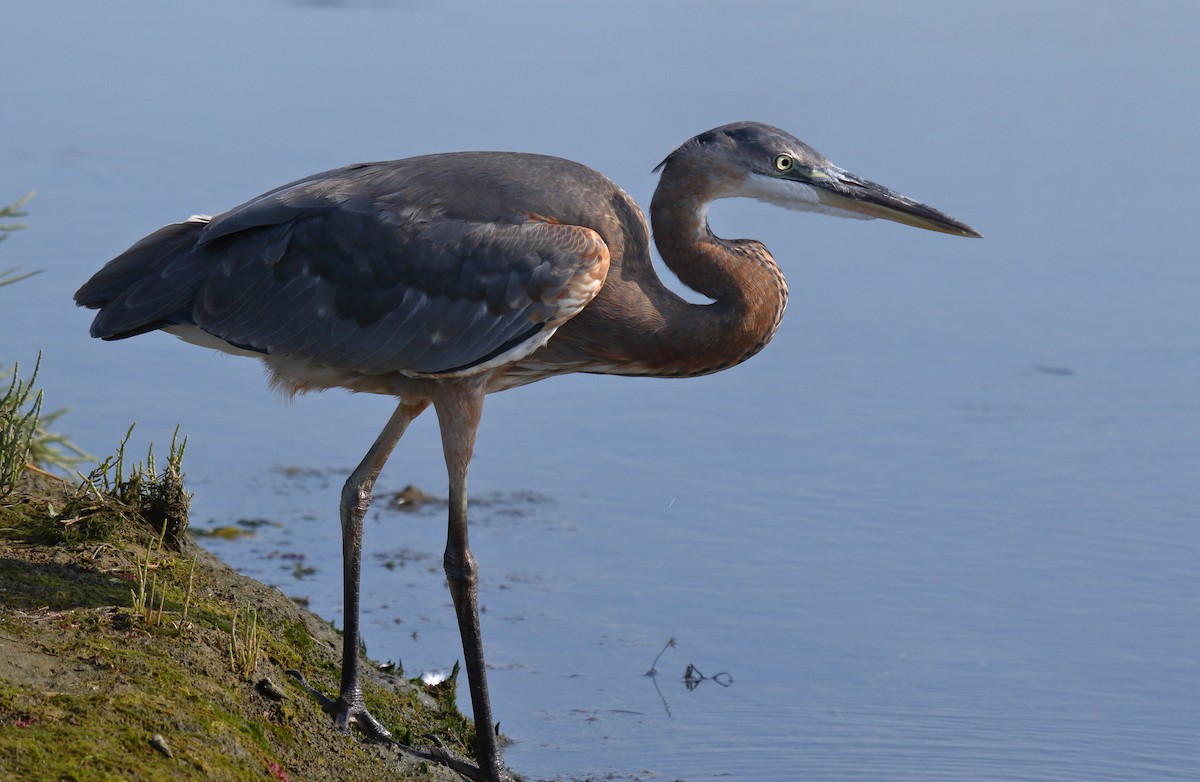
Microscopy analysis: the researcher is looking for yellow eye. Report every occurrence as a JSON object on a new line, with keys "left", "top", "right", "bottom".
{"left": 773, "top": 154, "right": 794, "bottom": 172}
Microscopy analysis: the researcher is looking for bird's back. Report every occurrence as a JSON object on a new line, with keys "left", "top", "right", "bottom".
{"left": 75, "top": 152, "right": 636, "bottom": 383}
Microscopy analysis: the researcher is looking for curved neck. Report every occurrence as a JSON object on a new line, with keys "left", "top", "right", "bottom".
{"left": 511, "top": 169, "right": 790, "bottom": 383}
{"left": 638, "top": 170, "right": 789, "bottom": 377}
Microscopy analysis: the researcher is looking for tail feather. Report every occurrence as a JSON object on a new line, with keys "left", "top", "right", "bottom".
{"left": 75, "top": 218, "right": 212, "bottom": 340}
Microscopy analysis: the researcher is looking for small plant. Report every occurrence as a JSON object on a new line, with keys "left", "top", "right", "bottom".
{"left": 1, "top": 193, "right": 89, "bottom": 478}
{"left": 124, "top": 426, "right": 190, "bottom": 547}
{"left": 116, "top": 432, "right": 196, "bottom": 628}
{"left": 75, "top": 424, "right": 190, "bottom": 547}
{"left": 15, "top": 425, "right": 191, "bottom": 550}
{"left": 130, "top": 539, "right": 160, "bottom": 621}
{"left": 229, "top": 605, "right": 262, "bottom": 679}
{"left": 180, "top": 555, "right": 196, "bottom": 626}
{"left": 0, "top": 267, "right": 39, "bottom": 288}
{"left": 130, "top": 520, "right": 170, "bottom": 626}
{"left": 129, "top": 542, "right": 197, "bottom": 629}
{"left": 0, "top": 191, "right": 34, "bottom": 242}
{"left": 1, "top": 191, "right": 38, "bottom": 288}
{"left": 0, "top": 356, "right": 43, "bottom": 499}
{"left": 27, "top": 406, "right": 89, "bottom": 474}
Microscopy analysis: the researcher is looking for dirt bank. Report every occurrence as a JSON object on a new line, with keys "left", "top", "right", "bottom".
{"left": 0, "top": 472, "right": 475, "bottom": 782}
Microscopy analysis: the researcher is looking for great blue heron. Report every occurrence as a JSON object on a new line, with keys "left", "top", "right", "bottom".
{"left": 75, "top": 121, "right": 979, "bottom": 781}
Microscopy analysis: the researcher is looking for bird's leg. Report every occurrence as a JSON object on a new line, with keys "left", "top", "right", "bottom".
{"left": 288, "top": 391, "right": 509, "bottom": 782}
{"left": 289, "top": 400, "right": 426, "bottom": 742}
{"left": 434, "top": 380, "right": 512, "bottom": 782}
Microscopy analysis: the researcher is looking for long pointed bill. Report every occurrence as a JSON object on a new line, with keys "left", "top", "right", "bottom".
{"left": 813, "top": 168, "right": 982, "bottom": 238}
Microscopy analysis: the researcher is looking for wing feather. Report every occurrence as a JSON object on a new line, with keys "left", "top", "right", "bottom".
{"left": 193, "top": 209, "right": 608, "bottom": 376}
{"left": 78, "top": 156, "right": 615, "bottom": 377}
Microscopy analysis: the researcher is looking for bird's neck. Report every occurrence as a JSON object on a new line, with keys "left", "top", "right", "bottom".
{"left": 638, "top": 175, "right": 789, "bottom": 377}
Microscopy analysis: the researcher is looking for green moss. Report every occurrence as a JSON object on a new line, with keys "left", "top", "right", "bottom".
{"left": 0, "top": 469, "right": 477, "bottom": 782}
{"left": 282, "top": 619, "right": 314, "bottom": 657}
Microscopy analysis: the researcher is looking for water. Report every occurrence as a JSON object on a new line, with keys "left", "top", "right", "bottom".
{"left": 3, "top": 1, "right": 1199, "bottom": 779}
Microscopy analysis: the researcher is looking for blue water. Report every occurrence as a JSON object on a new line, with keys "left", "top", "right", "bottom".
{"left": 3, "top": 2, "right": 1198, "bottom": 780}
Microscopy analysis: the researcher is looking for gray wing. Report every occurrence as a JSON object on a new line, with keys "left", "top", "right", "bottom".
{"left": 194, "top": 209, "right": 608, "bottom": 376}
{"left": 78, "top": 160, "right": 611, "bottom": 377}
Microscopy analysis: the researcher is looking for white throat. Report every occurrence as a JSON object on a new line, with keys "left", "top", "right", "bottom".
{"left": 737, "top": 173, "right": 872, "bottom": 221}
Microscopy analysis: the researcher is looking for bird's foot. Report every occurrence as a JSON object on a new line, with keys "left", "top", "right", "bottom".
{"left": 422, "top": 734, "right": 518, "bottom": 782}
{"left": 286, "top": 670, "right": 516, "bottom": 782}
{"left": 285, "top": 669, "right": 393, "bottom": 742}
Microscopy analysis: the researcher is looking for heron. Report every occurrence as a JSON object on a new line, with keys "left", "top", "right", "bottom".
{"left": 75, "top": 121, "right": 980, "bottom": 781}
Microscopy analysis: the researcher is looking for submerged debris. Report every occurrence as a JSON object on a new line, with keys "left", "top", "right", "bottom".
{"left": 683, "top": 663, "right": 733, "bottom": 691}
{"left": 193, "top": 524, "right": 255, "bottom": 540}
{"left": 387, "top": 484, "right": 440, "bottom": 512}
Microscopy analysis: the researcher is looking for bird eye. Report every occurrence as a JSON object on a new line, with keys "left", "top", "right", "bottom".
{"left": 773, "top": 154, "right": 794, "bottom": 172}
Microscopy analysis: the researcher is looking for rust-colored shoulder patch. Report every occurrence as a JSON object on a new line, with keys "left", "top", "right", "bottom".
{"left": 526, "top": 222, "right": 610, "bottom": 321}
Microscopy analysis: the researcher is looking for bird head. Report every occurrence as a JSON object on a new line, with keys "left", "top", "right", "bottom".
{"left": 654, "top": 121, "right": 981, "bottom": 238}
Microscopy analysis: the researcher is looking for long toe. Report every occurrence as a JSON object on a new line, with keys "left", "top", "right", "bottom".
{"left": 287, "top": 670, "right": 517, "bottom": 781}
{"left": 425, "top": 743, "right": 516, "bottom": 782}
{"left": 286, "top": 669, "right": 393, "bottom": 742}
{"left": 337, "top": 702, "right": 394, "bottom": 742}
